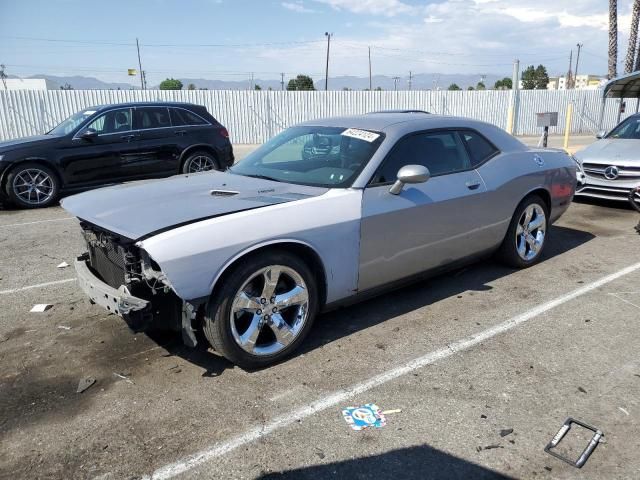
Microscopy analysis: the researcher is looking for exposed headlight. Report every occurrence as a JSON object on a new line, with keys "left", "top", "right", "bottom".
{"left": 0, "top": 155, "right": 4, "bottom": 162}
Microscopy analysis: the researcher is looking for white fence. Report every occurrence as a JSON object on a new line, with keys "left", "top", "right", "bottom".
{"left": 1, "top": 89, "right": 637, "bottom": 144}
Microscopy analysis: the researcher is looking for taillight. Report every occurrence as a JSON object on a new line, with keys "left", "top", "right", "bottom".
{"left": 219, "top": 128, "right": 229, "bottom": 139}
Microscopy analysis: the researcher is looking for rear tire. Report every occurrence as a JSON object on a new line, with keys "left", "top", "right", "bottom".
{"left": 497, "top": 194, "right": 549, "bottom": 268}
{"left": 6, "top": 162, "right": 60, "bottom": 209}
{"left": 181, "top": 150, "right": 219, "bottom": 174}
{"left": 203, "top": 251, "right": 319, "bottom": 369}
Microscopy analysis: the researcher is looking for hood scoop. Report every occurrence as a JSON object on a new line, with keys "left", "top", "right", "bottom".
{"left": 210, "top": 189, "right": 239, "bottom": 197}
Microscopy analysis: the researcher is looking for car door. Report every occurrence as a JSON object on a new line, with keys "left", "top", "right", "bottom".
{"left": 125, "top": 106, "right": 179, "bottom": 177}
{"left": 358, "top": 130, "right": 494, "bottom": 292}
{"left": 61, "top": 108, "right": 134, "bottom": 186}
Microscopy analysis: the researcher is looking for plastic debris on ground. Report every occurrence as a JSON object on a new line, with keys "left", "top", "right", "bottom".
{"left": 57, "top": 261, "right": 69, "bottom": 269}
{"left": 30, "top": 304, "right": 53, "bottom": 313}
{"left": 57, "top": 325, "right": 71, "bottom": 330}
{"left": 342, "top": 403, "right": 386, "bottom": 430}
{"left": 77, "top": 377, "right": 97, "bottom": 393}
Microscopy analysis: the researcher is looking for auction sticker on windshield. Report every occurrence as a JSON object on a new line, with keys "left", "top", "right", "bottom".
{"left": 341, "top": 128, "right": 380, "bottom": 143}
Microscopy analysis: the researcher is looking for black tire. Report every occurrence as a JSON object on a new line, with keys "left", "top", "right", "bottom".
{"left": 5, "top": 162, "right": 60, "bottom": 209}
{"left": 203, "top": 251, "right": 319, "bottom": 369}
{"left": 629, "top": 186, "right": 640, "bottom": 213}
{"left": 497, "top": 194, "right": 549, "bottom": 269}
{"left": 181, "top": 150, "right": 219, "bottom": 174}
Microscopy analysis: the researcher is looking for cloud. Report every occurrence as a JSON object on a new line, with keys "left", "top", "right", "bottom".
{"left": 282, "top": 1, "right": 315, "bottom": 13}
{"left": 311, "top": 0, "right": 416, "bottom": 16}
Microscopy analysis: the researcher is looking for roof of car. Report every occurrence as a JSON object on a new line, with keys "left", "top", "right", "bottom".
{"left": 298, "top": 113, "right": 487, "bottom": 131}
{"left": 85, "top": 101, "right": 203, "bottom": 112}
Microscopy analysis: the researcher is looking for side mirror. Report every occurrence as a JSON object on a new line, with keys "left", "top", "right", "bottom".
{"left": 595, "top": 130, "right": 607, "bottom": 139}
{"left": 80, "top": 128, "right": 98, "bottom": 140}
{"left": 389, "top": 164, "right": 430, "bottom": 195}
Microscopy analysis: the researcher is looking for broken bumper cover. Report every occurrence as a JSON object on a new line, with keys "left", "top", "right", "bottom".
{"left": 74, "top": 255, "right": 152, "bottom": 332}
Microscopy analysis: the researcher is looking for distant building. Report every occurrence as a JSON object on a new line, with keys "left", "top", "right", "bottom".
{"left": 1, "top": 78, "right": 48, "bottom": 90}
{"left": 547, "top": 74, "right": 606, "bottom": 90}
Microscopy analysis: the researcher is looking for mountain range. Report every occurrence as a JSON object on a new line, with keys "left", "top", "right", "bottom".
{"left": 10, "top": 73, "right": 508, "bottom": 91}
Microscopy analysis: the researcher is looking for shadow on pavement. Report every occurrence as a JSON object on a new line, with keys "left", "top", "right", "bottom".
{"left": 258, "top": 444, "right": 514, "bottom": 480}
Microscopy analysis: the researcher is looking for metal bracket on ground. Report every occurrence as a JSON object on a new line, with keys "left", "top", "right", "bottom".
{"left": 544, "top": 417, "right": 603, "bottom": 468}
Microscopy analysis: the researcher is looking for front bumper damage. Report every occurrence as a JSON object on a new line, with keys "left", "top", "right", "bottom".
{"left": 75, "top": 255, "right": 153, "bottom": 331}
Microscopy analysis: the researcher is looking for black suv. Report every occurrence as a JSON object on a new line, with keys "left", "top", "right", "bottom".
{"left": 0, "top": 102, "right": 233, "bottom": 208}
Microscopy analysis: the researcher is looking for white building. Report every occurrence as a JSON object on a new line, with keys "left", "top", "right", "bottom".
{"left": 1, "top": 78, "right": 47, "bottom": 90}
{"left": 548, "top": 74, "right": 605, "bottom": 90}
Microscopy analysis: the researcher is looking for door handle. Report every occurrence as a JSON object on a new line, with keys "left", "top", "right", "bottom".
{"left": 465, "top": 180, "right": 481, "bottom": 190}
{"left": 174, "top": 130, "right": 187, "bottom": 136}
{"left": 120, "top": 134, "right": 139, "bottom": 142}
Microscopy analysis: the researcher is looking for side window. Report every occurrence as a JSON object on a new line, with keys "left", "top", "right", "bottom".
{"left": 170, "top": 108, "right": 207, "bottom": 126}
{"left": 461, "top": 131, "right": 498, "bottom": 167}
{"left": 86, "top": 109, "right": 132, "bottom": 135}
{"left": 373, "top": 131, "right": 471, "bottom": 184}
{"left": 134, "top": 107, "right": 171, "bottom": 130}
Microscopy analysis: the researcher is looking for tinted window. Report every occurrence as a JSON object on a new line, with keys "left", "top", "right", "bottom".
{"left": 170, "top": 108, "right": 208, "bottom": 126}
{"left": 461, "top": 131, "right": 498, "bottom": 166}
{"left": 373, "top": 131, "right": 471, "bottom": 184}
{"left": 134, "top": 107, "right": 171, "bottom": 130}
{"left": 86, "top": 108, "right": 132, "bottom": 135}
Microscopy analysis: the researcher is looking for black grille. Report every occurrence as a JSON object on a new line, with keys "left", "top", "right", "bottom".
{"left": 81, "top": 225, "right": 140, "bottom": 289}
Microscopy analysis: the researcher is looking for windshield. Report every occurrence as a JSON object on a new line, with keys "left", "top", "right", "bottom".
{"left": 607, "top": 116, "right": 640, "bottom": 139}
{"left": 230, "top": 126, "right": 384, "bottom": 188}
{"left": 48, "top": 109, "right": 98, "bottom": 136}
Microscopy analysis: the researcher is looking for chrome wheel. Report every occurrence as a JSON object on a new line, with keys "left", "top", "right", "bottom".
{"left": 187, "top": 155, "right": 215, "bottom": 173}
{"left": 12, "top": 168, "right": 55, "bottom": 205}
{"left": 230, "top": 265, "right": 309, "bottom": 356}
{"left": 515, "top": 203, "right": 546, "bottom": 261}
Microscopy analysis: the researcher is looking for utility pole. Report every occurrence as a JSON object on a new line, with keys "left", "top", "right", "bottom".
{"left": 392, "top": 76, "right": 400, "bottom": 91}
{"left": 280, "top": 73, "right": 285, "bottom": 91}
{"left": 507, "top": 59, "right": 520, "bottom": 134}
{"left": 566, "top": 49, "right": 573, "bottom": 89}
{"left": 368, "top": 46, "right": 372, "bottom": 91}
{"left": 408, "top": 71, "right": 413, "bottom": 90}
{"left": 324, "top": 32, "right": 332, "bottom": 91}
{"left": 136, "top": 38, "right": 145, "bottom": 90}
{"left": 575, "top": 43, "right": 583, "bottom": 88}
{"left": 250, "top": 72, "right": 254, "bottom": 90}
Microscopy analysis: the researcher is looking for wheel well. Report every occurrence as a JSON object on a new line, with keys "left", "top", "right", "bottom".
{"left": 180, "top": 146, "right": 219, "bottom": 170}
{"left": 526, "top": 188, "right": 551, "bottom": 213}
{"left": 212, "top": 243, "right": 328, "bottom": 308}
{"left": 2, "top": 159, "right": 63, "bottom": 192}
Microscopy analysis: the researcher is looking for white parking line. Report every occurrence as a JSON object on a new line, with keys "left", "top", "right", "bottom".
{"left": 0, "top": 217, "right": 75, "bottom": 228}
{"left": 0, "top": 278, "right": 76, "bottom": 295}
{"left": 143, "top": 261, "right": 640, "bottom": 480}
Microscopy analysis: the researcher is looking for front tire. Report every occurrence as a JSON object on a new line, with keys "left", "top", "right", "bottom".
{"left": 497, "top": 195, "right": 549, "bottom": 268}
{"left": 182, "top": 150, "right": 219, "bottom": 174}
{"left": 203, "top": 251, "right": 319, "bottom": 369}
{"left": 6, "top": 162, "right": 60, "bottom": 209}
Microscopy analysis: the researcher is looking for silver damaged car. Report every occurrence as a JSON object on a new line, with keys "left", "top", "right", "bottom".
{"left": 62, "top": 113, "right": 576, "bottom": 368}
{"left": 574, "top": 114, "right": 640, "bottom": 204}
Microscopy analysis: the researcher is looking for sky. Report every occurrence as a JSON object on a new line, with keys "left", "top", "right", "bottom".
{"left": 0, "top": 0, "right": 637, "bottom": 87}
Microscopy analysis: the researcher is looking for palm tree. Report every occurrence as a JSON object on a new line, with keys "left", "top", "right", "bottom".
{"left": 625, "top": 0, "right": 640, "bottom": 73}
{"left": 609, "top": 0, "right": 618, "bottom": 79}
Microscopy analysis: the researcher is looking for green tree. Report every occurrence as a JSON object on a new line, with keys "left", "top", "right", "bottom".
{"left": 59, "top": 83, "right": 73, "bottom": 90}
{"left": 374, "top": 86, "right": 383, "bottom": 91}
{"left": 286, "top": 74, "right": 316, "bottom": 91}
{"left": 476, "top": 81, "right": 486, "bottom": 90}
{"left": 159, "top": 78, "right": 183, "bottom": 90}
{"left": 534, "top": 65, "right": 549, "bottom": 89}
{"left": 447, "top": 83, "right": 461, "bottom": 91}
{"left": 521, "top": 65, "right": 549, "bottom": 89}
{"left": 254, "top": 84, "right": 262, "bottom": 90}
{"left": 493, "top": 77, "right": 512, "bottom": 90}
{"left": 467, "top": 86, "right": 475, "bottom": 91}
{"left": 187, "top": 83, "right": 196, "bottom": 90}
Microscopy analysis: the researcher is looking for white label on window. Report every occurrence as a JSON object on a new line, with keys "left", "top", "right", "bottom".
{"left": 341, "top": 128, "right": 380, "bottom": 143}
{"left": 83, "top": 110, "right": 97, "bottom": 115}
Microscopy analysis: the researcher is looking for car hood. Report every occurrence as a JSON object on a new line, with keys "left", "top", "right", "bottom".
{"left": 574, "top": 138, "right": 640, "bottom": 165}
{"left": 61, "top": 171, "right": 329, "bottom": 240}
{"left": 0, "top": 134, "right": 58, "bottom": 152}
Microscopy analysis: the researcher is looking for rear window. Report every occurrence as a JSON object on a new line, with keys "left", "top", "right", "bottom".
{"left": 461, "top": 131, "right": 499, "bottom": 167}
{"left": 170, "top": 108, "right": 208, "bottom": 126}
{"left": 133, "top": 107, "right": 171, "bottom": 130}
